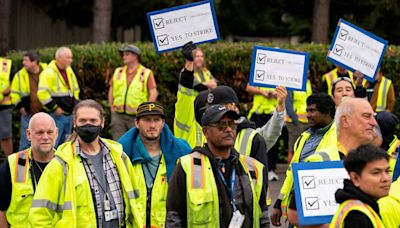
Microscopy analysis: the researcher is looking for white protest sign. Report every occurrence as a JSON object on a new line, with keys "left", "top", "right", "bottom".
{"left": 292, "top": 161, "right": 349, "bottom": 225}
{"left": 327, "top": 18, "right": 388, "bottom": 82}
{"left": 147, "top": 0, "right": 220, "bottom": 53}
{"left": 249, "top": 46, "right": 309, "bottom": 91}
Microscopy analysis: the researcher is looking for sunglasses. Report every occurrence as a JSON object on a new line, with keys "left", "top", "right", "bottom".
{"left": 208, "top": 121, "right": 238, "bottom": 131}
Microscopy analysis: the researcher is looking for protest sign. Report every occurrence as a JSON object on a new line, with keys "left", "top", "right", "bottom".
{"left": 147, "top": 0, "right": 220, "bottom": 53}
{"left": 249, "top": 46, "right": 309, "bottom": 91}
{"left": 292, "top": 161, "right": 349, "bottom": 225}
{"left": 327, "top": 18, "right": 388, "bottom": 82}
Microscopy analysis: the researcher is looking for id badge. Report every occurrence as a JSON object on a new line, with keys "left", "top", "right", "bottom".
{"left": 104, "top": 209, "right": 118, "bottom": 222}
{"left": 228, "top": 210, "right": 245, "bottom": 228}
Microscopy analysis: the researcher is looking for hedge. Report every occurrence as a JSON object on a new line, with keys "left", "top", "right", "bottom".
{"left": 5, "top": 42, "right": 400, "bottom": 145}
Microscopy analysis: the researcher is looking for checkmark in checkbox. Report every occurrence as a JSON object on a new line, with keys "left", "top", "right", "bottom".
{"left": 333, "top": 44, "right": 344, "bottom": 56}
{"left": 302, "top": 176, "right": 316, "bottom": 189}
{"left": 255, "top": 70, "right": 265, "bottom": 81}
{"left": 338, "top": 29, "right": 348, "bottom": 41}
{"left": 153, "top": 18, "right": 164, "bottom": 30}
{"left": 305, "top": 197, "right": 319, "bottom": 210}
{"left": 257, "top": 53, "right": 266, "bottom": 64}
{"left": 157, "top": 34, "right": 169, "bottom": 46}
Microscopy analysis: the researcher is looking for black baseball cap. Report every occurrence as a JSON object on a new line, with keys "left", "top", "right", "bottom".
{"left": 207, "top": 85, "right": 239, "bottom": 105}
{"left": 136, "top": 102, "right": 165, "bottom": 119}
{"left": 201, "top": 105, "right": 239, "bottom": 126}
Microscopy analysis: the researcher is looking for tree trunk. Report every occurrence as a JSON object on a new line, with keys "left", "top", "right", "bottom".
{"left": 93, "top": 0, "right": 112, "bottom": 43}
{"left": 0, "top": 0, "right": 12, "bottom": 54}
{"left": 311, "top": 0, "right": 330, "bottom": 43}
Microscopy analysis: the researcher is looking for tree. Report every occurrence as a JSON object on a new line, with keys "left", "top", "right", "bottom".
{"left": 93, "top": 0, "right": 112, "bottom": 42}
{"left": 0, "top": 0, "right": 11, "bottom": 54}
{"left": 311, "top": 0, "right": 330, "bottom": 43}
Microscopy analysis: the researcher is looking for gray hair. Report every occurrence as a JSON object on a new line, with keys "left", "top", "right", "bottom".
{"left": 28, "top": 112, "right": 56, "bottom": 131}
{"left": 55, "top": 46, "right": 72, "bottom": 59}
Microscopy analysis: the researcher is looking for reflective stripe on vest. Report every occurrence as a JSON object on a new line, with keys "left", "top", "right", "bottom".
{"left": 376, "top": 77, "right": 391, "bottom": 112}
{"left": 191, "top": 152, "right": 205, "bottom": 189}
{"left": 234, "top": 128, "right": 258, "bottom": 156}
{"left": 112, "top": 64, "right": 150, "bottom": 115}
{"left": 31, "top": 199, "right": 72, "bottom": 212}
{"left": 330, "top": 199, "right": 385, "bottom": 228}
{"left": 323, "top": 69, "right": 353, "bottom": 96}
{"left": 15, "top": 150, "right": 29, "bottom": 183}
{"left": 387, "top": 136, "right": 400, "bottom": 181}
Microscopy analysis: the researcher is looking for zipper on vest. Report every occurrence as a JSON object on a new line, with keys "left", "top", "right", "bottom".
{"left": 144, "top": 156, "right": 162, "bottom": 228}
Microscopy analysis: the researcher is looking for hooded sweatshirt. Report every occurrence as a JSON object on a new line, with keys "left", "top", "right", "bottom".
{"left": 118, "top": 124, "right": 191, "bottom": 180}
{"left": 334, "top": 179, "right": 381, "bottom": 228}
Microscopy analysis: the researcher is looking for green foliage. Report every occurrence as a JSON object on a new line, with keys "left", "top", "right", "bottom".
{"left": 5, "top": 41, "right": 400, "bottom": 142}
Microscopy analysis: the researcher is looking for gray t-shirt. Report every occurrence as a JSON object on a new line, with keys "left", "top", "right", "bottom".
{"left": 85, "top": 149, "right": 119, "bottom": 228}
{"left": 143, "top": 154, "right": 162, "bottom": 188}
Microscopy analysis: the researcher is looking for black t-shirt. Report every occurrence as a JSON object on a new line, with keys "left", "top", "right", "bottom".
{"left": 0, "top": 158, "right": 48, "bottom": 211}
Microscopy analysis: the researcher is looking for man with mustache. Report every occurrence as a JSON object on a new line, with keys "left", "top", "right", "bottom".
{"left": 118, "top": 102, "right": 191, "bottom": 228}
{"left": 166, "top": 105, "right": 270, "bottom": 227}
{"left": 271, "top": 93, "right": 339, "bottom": 227}
{"left": 0, "top": 112, "right": 58, "bottom": 227}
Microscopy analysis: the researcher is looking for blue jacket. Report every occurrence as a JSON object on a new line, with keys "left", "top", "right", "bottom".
{"left": 118, "top": 124, "right": 191, "bottom": 180}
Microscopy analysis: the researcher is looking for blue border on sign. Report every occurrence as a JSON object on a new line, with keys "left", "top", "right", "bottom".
{"left": 327, "top": 18, "right": 388, "bottom": 82}
{"left": 292, "top": 161, "right": 345, "bottom": 225}
{"left": 248, "top": 46, "right": 309, "bottom": 91}
{"left": 146, "top": 0, "right": 220, "bottom": 54}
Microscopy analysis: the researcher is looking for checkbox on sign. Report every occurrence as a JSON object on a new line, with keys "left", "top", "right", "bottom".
{"left": 255, "top": 70, "right": 265, "bottom": 81}
{"left": 153, "top": 18, "right": 164, "bottom": 30}
{"left": 338, "top": 29, "right": 348, "bottom": 41}
{"left": 333, "top": 44, "right": 344, "bottom": 56}
{"left": 157, "top": 34, "right": 169, "bottom": 46}
{"left": 302, "top": 176, "right": 316, "bottom": 189}
{"left": 257, "top": 53, "right": 266, "bottom": 64}
{"left": 305, "top": 197, "right": 319, "bottom": 210}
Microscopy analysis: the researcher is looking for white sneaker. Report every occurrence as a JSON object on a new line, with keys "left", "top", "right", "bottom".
{"left": 268, "top": 170, "right": 279, "bottom": 181}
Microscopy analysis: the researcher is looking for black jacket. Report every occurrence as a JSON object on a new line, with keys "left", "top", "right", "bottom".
{"left": 334, "top": 179, "right": 381, "bottom": 228}
{"left": 166, "top": 145, "right": 270, "bottom": 228}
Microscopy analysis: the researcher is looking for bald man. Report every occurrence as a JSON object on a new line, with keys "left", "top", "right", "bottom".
{"left": 0, "top": 112, "right": 58, "bottom": 227}
{"left": 335, "top": 97, "right": 378, "bottom": 156}
{"left": 37, "top": 47, "right": 80, "bottom": 147}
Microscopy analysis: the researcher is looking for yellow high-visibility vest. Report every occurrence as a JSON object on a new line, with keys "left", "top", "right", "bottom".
{"left": 285, "top": 80, "right": 312, "bottom": 123}
{"left": 248, "top": 87, "right": 277, "bottom": 119}
{"left": 322, "top": 68, "right": 353, "bottom": 96}
{"left": 11, "top": 63, "right": 47, "bottom": 106}
{"left": 112, "top": 64, "right": 151, "bottom": 115}
{"left": 0, "top": 57, "right": 12, "bottom": 105}
{"left": 180, "top": 151, "right": 264, "bottom": 227}
{"left": 330, "top": 199, "right": 385, "bottom": 228}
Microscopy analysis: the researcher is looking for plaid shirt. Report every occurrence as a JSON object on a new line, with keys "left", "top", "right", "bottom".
{"left": 76, "top": 140, "right": 125, "bottom": 227}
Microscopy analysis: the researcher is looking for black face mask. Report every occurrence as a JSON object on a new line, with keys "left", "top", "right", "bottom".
{"left": 75, "top": 124, "right": 102, "bottom": 143}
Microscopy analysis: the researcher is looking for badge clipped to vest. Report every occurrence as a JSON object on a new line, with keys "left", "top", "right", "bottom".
{"left": 229, "top": 210, "right": 245, "bottom": 228}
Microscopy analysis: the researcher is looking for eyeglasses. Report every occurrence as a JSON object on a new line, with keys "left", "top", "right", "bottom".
{"left": 208, "top": 121, "right": 238, "bottom": 131}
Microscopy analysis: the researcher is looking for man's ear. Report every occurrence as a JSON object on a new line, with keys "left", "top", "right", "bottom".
{"left": 341, "top": 115, "right": 350, "bottom": 128}
{"left": 349, "top": 171, "right": 361, "bottom": 187}
{"left": 26, "top": 129, "right": 32, "bottom": 142}
{"left": 202, "top": 127, "right": 208, "bottom": 137}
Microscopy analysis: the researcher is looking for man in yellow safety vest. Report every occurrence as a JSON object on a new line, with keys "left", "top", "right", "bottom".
{"left": 166, "top": 105, "right": 270, "bottom": 227}
{"left": 331, "top": 145, "right": 391, "bottom": 227}
{"left": 0, "top": 112, "right": 57, "bottom": 227}
{"left": 108, "top": 45, "right": 158, "bottom": 140}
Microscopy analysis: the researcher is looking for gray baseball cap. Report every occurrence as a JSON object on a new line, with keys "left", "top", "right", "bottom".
{"left": 119, "top": 44, "right": 141, "bottom": 56}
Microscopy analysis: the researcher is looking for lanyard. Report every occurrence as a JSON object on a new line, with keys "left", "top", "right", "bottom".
{"left": 217, "top": 166, "right": 237, "bottom": 210}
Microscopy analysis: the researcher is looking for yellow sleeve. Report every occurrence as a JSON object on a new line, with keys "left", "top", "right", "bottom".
{"left": 29, "top": 157, "right": 65, "bottom": 227}
{"left": 10, "top": 72, "right": 21, "bottom": 105}
{"left": 37, "top": 69, "right": 57, "bottom": 111}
